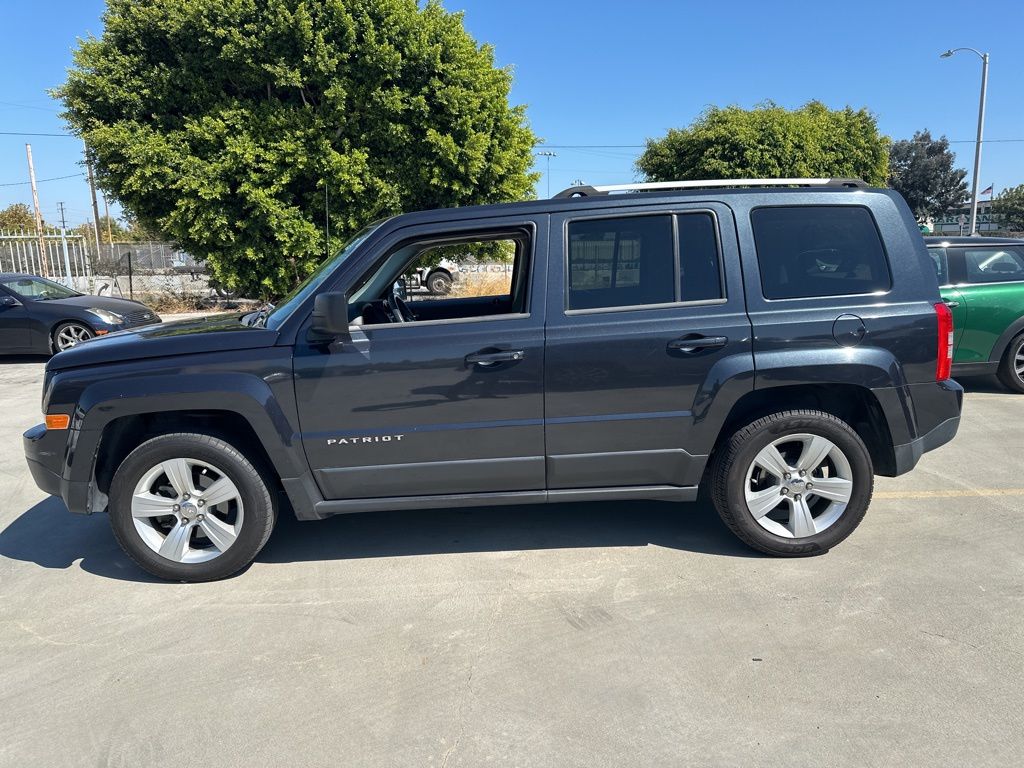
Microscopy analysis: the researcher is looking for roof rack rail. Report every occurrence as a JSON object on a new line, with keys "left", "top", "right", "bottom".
{"left": 553, "top": 178, "right": 869, "bottom": 198}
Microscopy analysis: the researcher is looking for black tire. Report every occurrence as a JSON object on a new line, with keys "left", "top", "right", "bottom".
{"left": 51, "top": 321, "right": 94, "bottom": 353}
{"left": 996, "top": 332, "right": 1024, "bottom": 393}
{"left": 426, "top": 270, "right": 453, "bottom": 295}
{"left": 710, "top": 410, "right": 873, "bottom": 557}
{"left": 108, "top": 433, "right": 276, "bottom": 581}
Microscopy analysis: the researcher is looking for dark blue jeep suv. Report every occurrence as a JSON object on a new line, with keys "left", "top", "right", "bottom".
{"left": 24, "top": 179, "right": 963, "bottom": 580}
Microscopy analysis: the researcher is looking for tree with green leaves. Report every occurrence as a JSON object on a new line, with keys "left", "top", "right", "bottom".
{"left": 888, "top": 130, "right": 967, "bottom": 219}
{"left": 73, "top": 215, "right": 128, "bottom": 244}
{"left": 992, "top": 185, "right": 1024, "bottom": 232}
{"left": 637, "top": 101, "right": 890, "bottom": 186}
{"left": 56, "top": 0, "right": 538, "bottom": 297}
{"left": 0, "top": 203, "right": 41, "bottom": 232}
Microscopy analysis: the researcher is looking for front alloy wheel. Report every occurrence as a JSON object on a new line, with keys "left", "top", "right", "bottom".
{"left": 130, "top": 457, "right": 244, "bottom": 563}
{"left": 109, "top": 433, "right": 276, "bottom": 581}
{"left": 53, "top": 322, "right": 93, "bottom": 351}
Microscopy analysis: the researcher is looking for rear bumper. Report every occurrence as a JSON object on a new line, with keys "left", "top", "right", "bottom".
{"left": 23, "top": 423, "right": 93, "bottom": 514}
{"left": 887, "top": 379, "right": 963, "bottom": 476}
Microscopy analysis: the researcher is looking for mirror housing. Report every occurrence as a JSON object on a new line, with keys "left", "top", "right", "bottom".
{"left": 394, "top": 277, "right": 409, "bottom": 301}
{"left": 309, "top": 292, "right": 350, "bottom": 342}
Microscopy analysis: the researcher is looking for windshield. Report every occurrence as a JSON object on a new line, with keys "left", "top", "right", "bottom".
{"left": 1, "top": 276, "right": 80, "bottom": 301}
{"left": 263, "top": 222, "right": 383, "bottom": 330}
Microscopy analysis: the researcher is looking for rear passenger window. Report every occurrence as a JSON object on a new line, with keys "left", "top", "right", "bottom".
{"left": 751, "top": 206, "right": 892, "bottom": 300}
{"left": 963, "top": 248, "right": 1024, "bottom": 283}
{"left": 928, "top": 248, "right": 949, "bottom": 285}
{"left": 567, "top": 213, "right": 722, "bottom": 310}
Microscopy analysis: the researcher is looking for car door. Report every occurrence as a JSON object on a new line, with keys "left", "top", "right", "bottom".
{"left": 951, "top": 245, "right": 1024, "bottom": 365}
{"left": 543, "top": 203, "right": 752, "bottom": 490}
{"left": 0, "top": 285, "right": 31, "bottom": 351}
{"left": 292, "top": 214, "right": 548, "bottom": 501}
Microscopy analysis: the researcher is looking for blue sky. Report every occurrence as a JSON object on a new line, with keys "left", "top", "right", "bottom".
{"left": 2, "top": 0, "right": 1022, "bottom": 227}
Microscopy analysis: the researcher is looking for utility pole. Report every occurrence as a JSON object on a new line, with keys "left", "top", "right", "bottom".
{"left": 57, "top": 202, "right": 74, "bottom": 287}
{"left": 84, "top": 145, "right": 104, "bottom": 262}
{"left": 25, "top": 143, "right": 49, "bottom": 277}
{"left": 102, "top": 192, "right": 114, "bottom": 246}
{"left": 536, "top": 151, "right": 557, "bottom": 198}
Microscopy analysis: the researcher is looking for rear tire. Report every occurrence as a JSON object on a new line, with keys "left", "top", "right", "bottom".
{"left": 996, "top": 332, "right": 1024, "bottom": 393}
{"left": 427, "top": 270, "right": 453, "bottom": 295}
{"left": 710, "top": 410, "right": 873, "bottom": 556}
{"left": 108, "top": 433, "right": 276, "bottom": 581}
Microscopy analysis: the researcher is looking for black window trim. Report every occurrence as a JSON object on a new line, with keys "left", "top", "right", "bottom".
{"left": 345, "top": 223, "right": 537, "bottom": 328}
{"left": 562, "top": 208, "right": 727, "bottom": 316}
{"left": 750, "top": 204, "right": 894, "bottom": 303}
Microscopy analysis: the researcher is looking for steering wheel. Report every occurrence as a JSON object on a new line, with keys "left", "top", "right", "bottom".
{"left": 385, "top": 285, "right": 416, "bottom": 323}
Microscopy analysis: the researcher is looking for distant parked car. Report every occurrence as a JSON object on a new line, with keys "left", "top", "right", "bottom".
{"left": 406, "top": 258, "right": 460, "bottom": 295}
{"left": 0, "top": 273, "right": 161, "bottom": 354}
{"left": 925, "top": 237, "right": 1024, "bottom": 392}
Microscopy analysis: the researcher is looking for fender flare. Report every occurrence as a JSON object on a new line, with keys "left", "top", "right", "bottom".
{"left": 988, "top": 315, "right": 1024, "bottom": 363}
{"left": 71, "top": 372, "right": 306, "bottom": 485}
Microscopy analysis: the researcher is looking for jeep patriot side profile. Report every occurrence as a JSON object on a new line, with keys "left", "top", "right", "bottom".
{"left": 24, "top": 179, "right": 963, "bottom": 581}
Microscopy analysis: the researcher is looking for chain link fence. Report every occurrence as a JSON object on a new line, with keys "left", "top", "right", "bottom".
{"left": 0, "top": 230, "right": 230, "bottom": 307}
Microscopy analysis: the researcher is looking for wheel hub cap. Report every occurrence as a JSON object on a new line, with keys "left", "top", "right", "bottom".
{"left": 743, "top": 433, "right": 854, "bottom": 539}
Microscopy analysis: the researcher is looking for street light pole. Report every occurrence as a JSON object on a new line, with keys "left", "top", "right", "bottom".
{"left": 536, "top": 151, "right": 556, "bottom": 198}
{"left": 941, "top": 47, "right": 989, "bottom": 236}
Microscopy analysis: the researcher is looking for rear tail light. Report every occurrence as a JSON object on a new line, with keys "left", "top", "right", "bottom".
{"left": 935, "top": 302, "right": 954, "bottom": 381}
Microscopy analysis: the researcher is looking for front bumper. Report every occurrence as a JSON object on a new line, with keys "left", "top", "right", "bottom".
{"left": 23, "top": 423, "right": 93, "bottom": 514}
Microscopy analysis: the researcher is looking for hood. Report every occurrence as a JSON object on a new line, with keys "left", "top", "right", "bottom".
{"left": 45, "top": 294, "right": 154, "bottom": 314}
{"left": 47, "top": 312, "right": 279, "bottom": 371}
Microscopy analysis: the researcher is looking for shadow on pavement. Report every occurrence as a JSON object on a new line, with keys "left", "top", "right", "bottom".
{"left": 0, "top": 496, "right": 161, "bottom": 583}
{"left": 259, "top": 497, "right": 759, "bottom": 565}
{"left": 0, "top": 495, "right": 759, "bottom": 582}
{"left": 0, "top": 355, "right": 50, "bottom": 364}
{"left": 956, "top": 375, "right": 1015, "bottom": 395}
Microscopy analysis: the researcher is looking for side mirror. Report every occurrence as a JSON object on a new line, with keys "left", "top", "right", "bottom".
{"left": 309, "top": 292, "right": 350, "bottom": 342}
{"left": 0, "top": 295, "right": 20, "bottom": 308}
{"left": 394, "top": 278, "right": 408, "bottom": 301}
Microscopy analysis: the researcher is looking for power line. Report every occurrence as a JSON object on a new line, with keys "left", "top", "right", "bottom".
{"left": 0, "top": 172, "right": 86, "bottom": 187}
{"left": 0, "top": 131, "right": 76, "bottom": 137}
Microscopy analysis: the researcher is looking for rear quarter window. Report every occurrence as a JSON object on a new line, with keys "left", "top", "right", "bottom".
{"left": 750, "top": 206, "right": 892, "bottom": 300}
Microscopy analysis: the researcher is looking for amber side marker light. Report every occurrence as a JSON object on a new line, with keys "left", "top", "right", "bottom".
{"left": 45, "top": 414, "right": 70, "bottom": 430}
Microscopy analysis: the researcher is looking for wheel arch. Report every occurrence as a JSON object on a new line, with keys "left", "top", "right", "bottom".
{"left": 989, "top": 315, "right": 1024, "bottom": 363}
{"left": 713, "top": 383, "right": 898, "bottom": 477}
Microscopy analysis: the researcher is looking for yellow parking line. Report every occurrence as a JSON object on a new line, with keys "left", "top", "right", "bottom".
{"left": 875, "top": 488, "right": 1024, "bottom": 499}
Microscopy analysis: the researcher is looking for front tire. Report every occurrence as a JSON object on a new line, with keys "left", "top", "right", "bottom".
{"left": 108, "top": 433, "right": 276, "bottom": 581}
{"left": 52, "top": 321, "right": 94, "bottom": 352}
{"left": 997, "top": 332, "right": 1024, "bottom": 393}
{"left": 710, "top": 410, "right": 873, "bottom": 556}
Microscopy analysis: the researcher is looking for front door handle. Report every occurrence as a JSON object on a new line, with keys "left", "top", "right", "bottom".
{"left": 466, "top": 350, "right": 525, "bottom": 366}
{"left": 667, "top": 335, "right": 728, "bottom": 353}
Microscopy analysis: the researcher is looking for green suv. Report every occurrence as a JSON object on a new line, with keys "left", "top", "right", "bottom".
{"left": 926, "top": 237, "right": 1024, "bottom": 392}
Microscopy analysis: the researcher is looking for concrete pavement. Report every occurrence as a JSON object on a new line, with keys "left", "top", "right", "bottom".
{"left": 1, "top": 357, "right": 1022, "bottom": 767}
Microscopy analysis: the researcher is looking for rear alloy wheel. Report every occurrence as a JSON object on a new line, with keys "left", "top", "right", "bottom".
{"left": 52, "top": 321, "right": 93, "bottom": 352}
{"left": 109, "top": 433, "right": 275, "bottom": 581}
{"left": 997, "top": 332, "right": 1024, "bottom": 394}
{"left": 711, "top": 410, "right": 873, "bottom": 556}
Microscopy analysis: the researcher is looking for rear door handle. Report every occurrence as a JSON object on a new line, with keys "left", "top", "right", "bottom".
{"left": 466, "top": 350, "right": 524, "bottom": 366}
{"left": 667, "top": 335, "right": 728, "bottom": 353}
{"left": 942, "top": 298, "right": 961, "bottom": 309}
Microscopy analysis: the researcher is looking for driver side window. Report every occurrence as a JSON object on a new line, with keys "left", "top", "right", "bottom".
{"left": 348, "top": 230, "right": 530, "bottom": 326}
